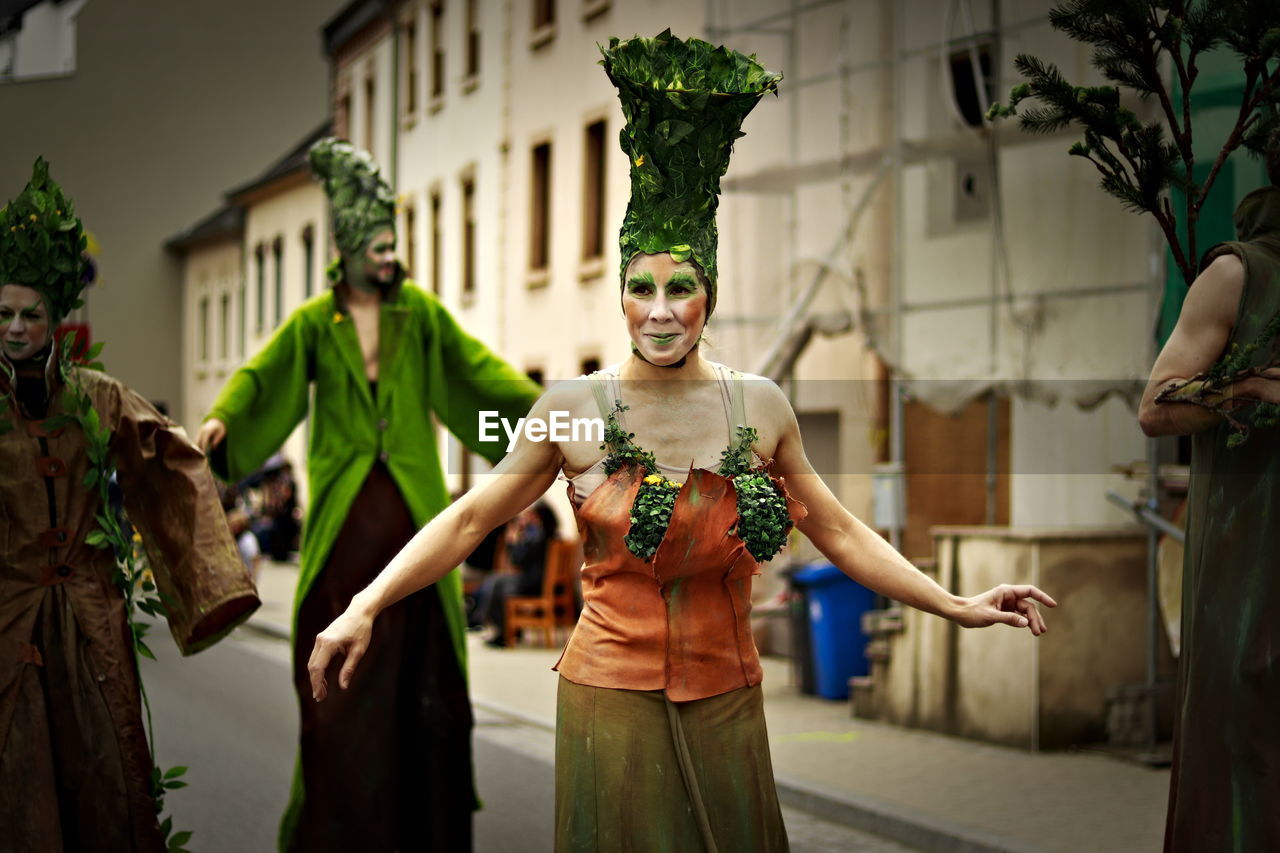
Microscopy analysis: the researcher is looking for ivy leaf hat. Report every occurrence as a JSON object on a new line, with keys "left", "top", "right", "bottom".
{"left": 601, "top": 29, "right": 781, "bottom": 317}
{"left": 0, "top": 157, "right": 90, "bottom": 322}
{"left": 308, "top": 137, "right": 397, "bottom": 259}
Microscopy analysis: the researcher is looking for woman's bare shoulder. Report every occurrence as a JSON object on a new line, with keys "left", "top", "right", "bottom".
{"left": 537, "top": 374, "right": 605, "bottom": 417}
{"left": 727, "top": 369, "right": 792, "bottom": 419}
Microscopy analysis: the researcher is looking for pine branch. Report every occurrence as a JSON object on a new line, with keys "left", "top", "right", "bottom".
{"left": 1195, "top": 63, "right": 1267, "bottom": 218}
{"left": 1160, "top": 194, "right": 1194, "bottom": 285}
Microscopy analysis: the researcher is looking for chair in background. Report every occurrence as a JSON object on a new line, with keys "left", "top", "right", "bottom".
{"left": 505, "top": 538, "right": 581, "bottom": 648}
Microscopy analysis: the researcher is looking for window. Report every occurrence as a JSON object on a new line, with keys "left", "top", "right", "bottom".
{"left": 272, "top": 236, "right": 284, "bottom": 327}
{"left": 582, "top": 0, "right": 611, "bottom": 21}
{"left": 430, "top": 1, "right": 445, "bottom": 100}
{"left": 238, "top": 278, "right": 247, "bottom": 356}
{"left": 430, "top": 190, "right": 442, "bottom": 295}
{"left": 533, "top": 0, "right": 556, "bottom": 29}
{"left": 529, "top": 142, "right": 551, "bottom": 272}
{"left": 403, "top": 204, "right": 416, "bottom": 278}
{"left": 0, "top": 0, "right": 83, "bottom": 83}
{"left": 464, "top": 0, "right": 480, "bottom": 78}
{"left": 254, "top": 244, "right": 266, "bottom": 332}
{"left": 219, "top": 292, "right": 230, "bottom": 361}
{"left": 364, "top": 75, "right": 377, "bottom": 151}
{"left": 338, "top": 91, "right": 352, "bottom": 139}
{"left": 580, "top": 356, "right": 600, "bottom": 375}
{"left": 198, "top": 296, "right": 209, "bottom": 363}
{"left": 531, "top": 0, "right": 556, "bottom": 47}
{"left": 402, "top": 19, "right": 418, "bottom": 117}
{"left": 461, "top": 176, "right": 476, "bottom": 296}
{"left": 948, "top": 44, "right": 994, "bottom": 128}
{"left": 526, "top": 368, "right": 545, "bottom": 387}
{"left": 582, "top": 119, "right": 606, "bottom": 261}
{"left": 302, "top": 225, "right": 316, "bottom": 299}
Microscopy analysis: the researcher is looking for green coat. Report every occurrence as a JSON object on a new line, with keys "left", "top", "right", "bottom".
{"left": 206, "top": 278, "right": 539, "bottom": 664}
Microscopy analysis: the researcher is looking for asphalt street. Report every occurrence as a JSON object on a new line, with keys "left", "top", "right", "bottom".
{"left": 139, "top": 626, "right": 916, "bottom": 852}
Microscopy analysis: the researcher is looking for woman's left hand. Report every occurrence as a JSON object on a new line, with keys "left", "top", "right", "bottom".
{"left": 952, "top": 584, "right": 1057, "bottom": 635}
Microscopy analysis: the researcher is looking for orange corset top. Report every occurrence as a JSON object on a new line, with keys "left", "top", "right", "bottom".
{"left": 553, "top": 364, "right": 807, "bottom": 701}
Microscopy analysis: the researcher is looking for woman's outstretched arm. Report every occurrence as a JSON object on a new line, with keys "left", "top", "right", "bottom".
{"left": 308, "top": 393, "right": 567, "bottom": 700}
{"left": 766, "top": 384, "right": 1056, "bottom": 633}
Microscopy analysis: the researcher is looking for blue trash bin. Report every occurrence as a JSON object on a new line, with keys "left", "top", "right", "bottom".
{"left": 790, "top": 562, "right": 875, "bottom": 700}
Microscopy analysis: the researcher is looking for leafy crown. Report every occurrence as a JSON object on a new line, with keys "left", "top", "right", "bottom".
{"left": 0, "top": 158, "right": 89, "bottom": 321}
{"left": 601, "top": 29, "right": 781, "bottom": 315}
{"left": 308, "top": 137, "right": 397, "bottom": 258}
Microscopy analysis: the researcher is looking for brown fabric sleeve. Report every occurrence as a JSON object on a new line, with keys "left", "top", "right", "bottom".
{"left": 108, "top": 378, "right": 260, "bottom": 655}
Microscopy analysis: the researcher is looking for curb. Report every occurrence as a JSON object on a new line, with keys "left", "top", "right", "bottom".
{"left": 773, "top": 774, "right": 1046, "bottom": 853}
{"left": 471, "top": 697, "right": 1043, "bottom": 853}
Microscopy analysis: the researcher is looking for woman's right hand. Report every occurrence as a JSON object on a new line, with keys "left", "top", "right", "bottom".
{"left": 307, "top": 601, "right": 376, "bottom": 702}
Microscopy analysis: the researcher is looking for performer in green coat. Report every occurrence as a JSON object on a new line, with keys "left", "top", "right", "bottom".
{"left": 196, "top": 139, "right": 539, "bottom": 852}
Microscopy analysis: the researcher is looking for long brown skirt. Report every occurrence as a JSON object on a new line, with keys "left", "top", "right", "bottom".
{"left": 287, "top": 463, "right": 475, "bottom": 852}
{"left": 555, "top": 678, "right": 789, "bottom": 853}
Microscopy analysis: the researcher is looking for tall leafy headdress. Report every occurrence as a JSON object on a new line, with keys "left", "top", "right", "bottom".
{"left": 308, "top": 137, "right": 397, "bottom": 259}
{"left": 601, "top": 29, "right": 781, "bottom": 317}
{"left": 0, "top": 158, "right": 89, "bottom": 322}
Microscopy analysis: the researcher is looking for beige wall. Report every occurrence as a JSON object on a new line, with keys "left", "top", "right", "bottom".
{"left": 241, "top": 184, "right": 328, "bottom": 355}
{"left": 498, "top": 0, "right": 709, "bottom": 383}
{"left": 396, "top": 0, "right": 507, "bottom": 343}
{"left": 241, "top": 182, "right": 328, "bottom": 505}
{"left": 0, "top": 0, "right": 346, "bottom": 417}
{"left": 178, "top": 179, "right": 325, "bottom": 507}
{"left": 336, "top": 20, "right": 395, "bottom": 176}
{"left": 181, "top": 239, "right": 243, "bottom": 433}
{"left": 893, "top": 4, "right": 1158, "bottom": 527}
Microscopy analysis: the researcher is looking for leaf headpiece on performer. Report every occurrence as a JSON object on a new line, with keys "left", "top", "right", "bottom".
{"left": 601, "top": 29, "right": 781, "bottom": 317}
{"left": 308, "top": 137, "right": 397, "bottom": 259}
{"left": 0, "top": 158, "right": 90, "bottom": 323}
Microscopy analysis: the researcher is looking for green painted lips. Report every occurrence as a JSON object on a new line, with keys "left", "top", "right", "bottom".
{"left": 648, "top": 333, "right": 679, "bottom": 345}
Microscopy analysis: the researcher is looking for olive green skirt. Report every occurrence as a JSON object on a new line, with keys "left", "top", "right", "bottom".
{"left": 554, "top": 677, "right": 789, "bottom": 852}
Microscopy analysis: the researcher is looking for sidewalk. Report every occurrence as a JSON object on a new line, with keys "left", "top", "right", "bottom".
{"left": 247, "top": 560, "right": 1168, "bottom": 853}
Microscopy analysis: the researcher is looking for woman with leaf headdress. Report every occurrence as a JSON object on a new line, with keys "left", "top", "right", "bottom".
{"left": 306, "top": 32, "right": 1055, "bottom": 851}
{"left": 0, "top": 159, "right": 259, "bottom": 851}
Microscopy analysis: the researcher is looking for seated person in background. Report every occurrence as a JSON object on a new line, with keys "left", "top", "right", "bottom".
{"left": 219, "top": 483, "right": 264, "bottom": 582}
{"left": 475, "top": 502, "right": 560, "bottom": 647}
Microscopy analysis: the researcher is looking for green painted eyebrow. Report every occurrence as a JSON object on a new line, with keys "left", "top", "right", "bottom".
{"left": 667, "top": 272, "right": 698, "bottom": 287}
{"left": 626, "top": 271, "right": 656, "bottom": 287}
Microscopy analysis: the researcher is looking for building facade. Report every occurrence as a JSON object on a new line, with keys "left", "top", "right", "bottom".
{"left": 169, "top": 127, "right": 330, "bottom": 505}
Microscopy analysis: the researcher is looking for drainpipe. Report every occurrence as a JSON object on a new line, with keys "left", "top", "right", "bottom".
{"left": 388, "top": 0, "right": 399, "bottom": 188}
{"left": 889, "top": 0, "right": 906, "bottom": 553}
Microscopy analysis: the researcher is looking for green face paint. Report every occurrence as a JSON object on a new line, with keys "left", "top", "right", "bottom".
{"left": 343, "top": 228, "right": 398, "bottom": 294}
{"left": 0, "top": 284, "right": 53, "bottom": 362}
